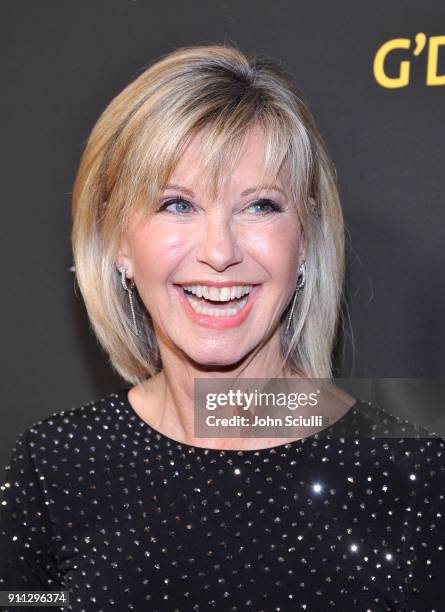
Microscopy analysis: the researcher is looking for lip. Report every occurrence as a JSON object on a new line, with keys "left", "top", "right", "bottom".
{"left": 175, "top": 280, "right": 257, "bottom": 287}
{"left": 174, "top": 284, "right": 261, "bottom": 329}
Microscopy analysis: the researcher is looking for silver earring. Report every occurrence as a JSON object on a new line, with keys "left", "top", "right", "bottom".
{"left": 118, "top": 265, "right": 139, "bottom": 337}
{"left": 285, "top": 260, "right": 306, "bottom": 335}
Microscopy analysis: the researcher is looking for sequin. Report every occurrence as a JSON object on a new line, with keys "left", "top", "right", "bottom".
{"left": 0, "top": 388, "right": 444, "bottom": 611}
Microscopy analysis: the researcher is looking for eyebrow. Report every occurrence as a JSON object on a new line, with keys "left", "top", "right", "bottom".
{"left": 163, "top": 183, "right": 287, "bottom": 198}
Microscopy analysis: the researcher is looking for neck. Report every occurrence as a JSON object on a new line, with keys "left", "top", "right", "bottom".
{"left": 131, "top": 328, "right": 300, "bottom": 450}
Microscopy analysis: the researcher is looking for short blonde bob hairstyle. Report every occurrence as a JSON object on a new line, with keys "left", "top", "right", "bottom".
{"left": 72, "top": 43, "right": 346, "bottom": 385}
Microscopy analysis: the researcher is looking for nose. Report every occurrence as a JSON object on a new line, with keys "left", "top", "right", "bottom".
{"left": 196, "top": 212, "right": 243, "bottom": 272}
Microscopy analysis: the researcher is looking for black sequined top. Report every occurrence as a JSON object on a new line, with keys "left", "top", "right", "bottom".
{"left": 0, "top": 388, "right": 444, "bottom": 612}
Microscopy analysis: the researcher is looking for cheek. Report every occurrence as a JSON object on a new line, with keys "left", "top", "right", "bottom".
{"left": 246, "top": 222, "right": 302, "bottom": 279}
{"left": 131, "top": 223, "right": 191, "bottom": 281}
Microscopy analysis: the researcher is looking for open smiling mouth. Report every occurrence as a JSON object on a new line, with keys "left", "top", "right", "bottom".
{"left": 174, "top": 283, "right": 261, "bottom": 328}
{"left": 181, "top": 284, "right": 253, "bottom": 316}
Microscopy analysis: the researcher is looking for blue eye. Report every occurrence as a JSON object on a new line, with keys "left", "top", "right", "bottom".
{"left": 247, "top": 198, "right": 284, "bottom": 215}
{"left": 156, "top": 197, "right": 284, "bottom": 216}
{"left": 157, "top": 198, "right": 193, "bottom": 214}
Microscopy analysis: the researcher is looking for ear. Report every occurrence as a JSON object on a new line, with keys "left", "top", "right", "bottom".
{"left": 115, "top": 233, "right": 134, "bottom": 278}
{"left": 308, "top": 196, "right": 317, "bottom": 213}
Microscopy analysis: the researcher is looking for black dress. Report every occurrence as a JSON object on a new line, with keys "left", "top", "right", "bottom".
{"left": 0, "top": 388, "right": 444, "bottom": 611}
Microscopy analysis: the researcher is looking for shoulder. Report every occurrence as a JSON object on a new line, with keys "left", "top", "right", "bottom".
{"left": 335, "top": 396, "right": 444, "bottom": 438}
{"left": 321, "top": 398, "right": 445, "bottom": 462}
{"left": 15, "top": 388, "right": 132, "bottom": 458}
{"left": 328, "top": 397, "right": 445, "bottom": 470}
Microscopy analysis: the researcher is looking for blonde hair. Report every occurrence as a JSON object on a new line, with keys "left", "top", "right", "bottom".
{"left": 72, "top": 43, "right": 346, "bottom": 384}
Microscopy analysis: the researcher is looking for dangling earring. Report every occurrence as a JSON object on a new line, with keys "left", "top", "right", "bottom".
{"left": 118, "top": 265, "right": 139, "bottom": 337}
{"left": 285, "top": 260, "right": 306, "bottom": 335}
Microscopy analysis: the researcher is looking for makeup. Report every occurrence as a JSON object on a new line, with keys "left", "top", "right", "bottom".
{"left": 174, "top": 284, "right": 261, "bottom": 329}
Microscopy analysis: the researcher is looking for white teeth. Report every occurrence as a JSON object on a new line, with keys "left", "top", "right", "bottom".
{"left": 181, "top": 283, "right": 254, "bottom": 316}
{"left": 219, "top": 287, "right": 232, "bottom": 301}
{"left": 184, "top": 293, "right": 249, "bottom": 316}
{"left": 181, "top": 284, "right": 253, "bottom": 302}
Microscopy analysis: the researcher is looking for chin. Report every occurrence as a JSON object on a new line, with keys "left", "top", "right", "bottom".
{"left": 182, "top": 345, "right": 251, "bottom": 370}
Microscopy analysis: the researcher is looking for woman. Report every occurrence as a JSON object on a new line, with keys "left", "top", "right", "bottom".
{"left": 1, "top": 44, "right": 444, "bottom": 611}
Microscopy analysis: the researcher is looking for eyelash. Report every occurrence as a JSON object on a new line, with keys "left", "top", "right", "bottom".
{"left": 156, "top": 197, "right": 284, "bottom": 215}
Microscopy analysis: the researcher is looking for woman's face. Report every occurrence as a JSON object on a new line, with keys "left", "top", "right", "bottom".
{"left": 118, "top": 125, "right": 304, "bottom": 368}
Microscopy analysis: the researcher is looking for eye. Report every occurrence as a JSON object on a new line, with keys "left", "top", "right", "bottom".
{"left": 156, "top": 197, "right": 193, "bottom": 215}
{"left": 246, "top": 198, "right": 284, "bottom": 215}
